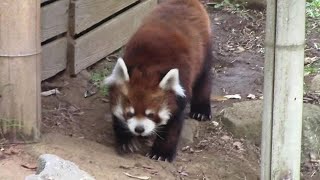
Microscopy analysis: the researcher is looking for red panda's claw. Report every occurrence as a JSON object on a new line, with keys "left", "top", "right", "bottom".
{"left": 152, "top": 155, "right": 158, "bottom": 160}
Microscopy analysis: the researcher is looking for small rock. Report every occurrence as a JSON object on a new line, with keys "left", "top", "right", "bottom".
{"left": 310, "top": 74, "right": 320, "bottom": 92}
{"left": 25, "top": 154, "right": 95, "bottom": 180}
{"left": 233, "top": 141, "right": 245, "bottom": 151}
{"left": 221, "top": 135, "right": 231, "bottom": 141}
{"left": 211, "top": 121, "right": 219, "bottom": 127}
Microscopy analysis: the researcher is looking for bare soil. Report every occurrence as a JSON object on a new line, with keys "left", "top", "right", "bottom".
{"left": 1, "top": 3, "right": 320, "bottom": 180}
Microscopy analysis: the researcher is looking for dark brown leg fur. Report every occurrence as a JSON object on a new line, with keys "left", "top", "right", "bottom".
{"left": 190, "top": 43, "right": 213, "bottom": 121}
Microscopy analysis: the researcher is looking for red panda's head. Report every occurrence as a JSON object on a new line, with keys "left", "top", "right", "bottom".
{"left": 104, "top": 58, "right": 186, "bottom": 137}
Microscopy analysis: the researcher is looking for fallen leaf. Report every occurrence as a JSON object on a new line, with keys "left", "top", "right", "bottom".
{"left": 310, "top": 152, "right": 318, "bottom": 161}
{"left": 182, "top": 146, "right": 190, "bottom": 151}
{"left": 259, "top": 96, "right": 264, "bottom": 100}
{"left": 123, "top": 172, "right": 150, "bottom": 180}
{"left": 224, "top": 94, "right": 241, "bottom": 99}
{"left": 304, "top": 57, "right": 319, "bottom": 65}
{"left": 235, "top": 46, "right": 245, "bottom": 53}
{"left": 21, "top": 163, "right": 37, "bottom": 170}
{"left": 211, "top": 121, "right": 219, "bottom": 127}
{"left": 41, "top": 88, "right": 61, "bottom": 96}
{"left": 180, "top": 171, "right": 189, "bottom": 176}
{"left": 247, "top": 94, "right": 256, "bottom": 99}
{"left": 119, "top": 165, "right": 132, "bottom": 170}
{"left": 221, "top": 135, "right": 231, "bottom": 141}
{"left": 233, "top": 141, "right": 245, "bottom": 151}
{"left": 210, "top": 95, "right": 228, "bottom": 101}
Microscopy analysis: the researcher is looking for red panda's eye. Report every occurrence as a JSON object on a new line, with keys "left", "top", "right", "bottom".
{"left": 126, "top": 112, "right": 134, "bottom": 118}
{"left": 146, "top": 113, "right": 155, "bottom": 119}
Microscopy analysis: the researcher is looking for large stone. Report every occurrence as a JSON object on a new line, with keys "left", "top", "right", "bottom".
{"left": 310, "top": 74, "right": 320, "bottom": 92}
{"left": 220, "top": 101, "right": 320, "bottom": 159}
{"left": 237, "top": 0, "right": 266, "bottom": 9}
{"left": 219, "top": 100, "right": 262, "bottom": 145}
{"left": 25, "top": 154, "right": 95, "bottom": 180}
{"left": 301, "top": 104, "right": 320, "bottom": 159}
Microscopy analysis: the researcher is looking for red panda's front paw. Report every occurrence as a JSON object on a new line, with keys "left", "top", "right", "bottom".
{"left": 117, "top": 139, "right": 141, "bottom": 154}
{"left": 146, "top": 145, "right": 176, "bottom": 162}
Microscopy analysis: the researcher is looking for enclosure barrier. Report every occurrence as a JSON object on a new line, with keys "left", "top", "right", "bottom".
{"left": 41, "top": 0, "right": 157, "bottom": 79}
{"left": 0, "top": 0, "right": 157, "bottom": 142}
{"left": 261, "top": 0, "right": 305, "bottom": 179}
{"left": 0, "top": 0, "right": 41, "bottom": 142}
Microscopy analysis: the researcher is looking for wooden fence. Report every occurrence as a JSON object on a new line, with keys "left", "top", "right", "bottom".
{"left": 41, "top": 0, "right": 157, "bottom": 80}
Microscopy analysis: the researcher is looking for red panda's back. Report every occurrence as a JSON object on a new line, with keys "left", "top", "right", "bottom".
{"left": 123, "top": 0, "right": 211, "bottom": 95}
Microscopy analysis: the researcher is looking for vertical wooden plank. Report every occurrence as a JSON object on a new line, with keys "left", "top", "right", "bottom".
{"left": 261, "top": 0, "right": 276, "bottom": 179}
{"left": 271, "top": 0, "right": 305, "bottom": 179}
{"left": 41, "top": 0, "right": 69, "bottom": 42}
{"left": 262, "top": 0, "right": 305, "bottom": 179}
{"left": 69, "top": 0, "right": 157, "bottom": 74}
{"left": 70, "top": 0, "right": 138, "bottom": 35}
{"left": 0, "top": 0, "right": 41, "bottom": 142}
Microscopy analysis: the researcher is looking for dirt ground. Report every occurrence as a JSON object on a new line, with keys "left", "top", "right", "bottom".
{"left": 1, "top": 2, "right": 320, "bottom": 180}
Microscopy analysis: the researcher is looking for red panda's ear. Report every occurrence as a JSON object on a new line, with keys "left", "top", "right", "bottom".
{"left": 103, "top": 57, "right": 129, "bottom": 86}
{"left": 159, "top": 69, "right": 186, "bottom": 97}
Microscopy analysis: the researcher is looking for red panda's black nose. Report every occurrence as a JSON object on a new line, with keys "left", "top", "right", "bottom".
{"left": 135, "top": 126, "right": 145, "bottom": 134}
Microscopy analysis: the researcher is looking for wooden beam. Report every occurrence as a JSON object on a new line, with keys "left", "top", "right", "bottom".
{"left": 41, "top": 0, "right": 69, "bottom": 42}
{"left": 69, "top": 0, "right": 157, "bottom": 74}
{"left": 0, "top": 0, "right": 41, "bottom": 142}
{"left": 42, "top": 37, "right": 67, "bottom": 80}
{"left": 261, "top": 0, "right": 305, "bottom": 179}
{"left": 69, "top": 0, "right": 138, "bottom": 35}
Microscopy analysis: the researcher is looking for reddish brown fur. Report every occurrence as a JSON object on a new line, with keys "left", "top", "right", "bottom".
{"left": 108, "top": 0, "right": 212, "bottom": 161}
{"left": 115, "top": 0, "right": 211, "bottom": 109}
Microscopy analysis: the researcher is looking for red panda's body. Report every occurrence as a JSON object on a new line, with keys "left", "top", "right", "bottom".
{"left": 104, "top": 0, "right": 213, "bottom": 162}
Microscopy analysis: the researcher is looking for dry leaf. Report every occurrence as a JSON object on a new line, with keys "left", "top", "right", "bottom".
{"left": 211, "top": 121, "right": 219, "bottom": 127}
{"left": 21, "top": 163, "right": 37, "bottom": 170}
{"left": 235, "top": 46, "right": 245, "bottom": 53}
{"left": 210, "top": 95, "right": 228, "bottom": 101}
{"left": 224, "top": 94, "right": 241, "bottom": 99}
{"left": 233, "top": 141, "right": 245, "bottom": 151}
{"left": 41, "top": 88, "right": 61, "bottom": 96}
{"left": 221, "top": 135, "right": 231, "bottom": 141}
{"left": 247, "top": 94, "right": 256, "bottom": 99}
{"left": 123, "top": 172, "right": 150, "bottom": 180}
{"left": 304, "top": 57, "right": 319, "bottom": 65}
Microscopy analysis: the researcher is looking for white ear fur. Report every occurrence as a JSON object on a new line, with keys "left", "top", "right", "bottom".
{"left": 159, "top": 69, "right": 186, "bottom": 97}
{"left": 103, "top": 58, "right": 129, "bottom": 86}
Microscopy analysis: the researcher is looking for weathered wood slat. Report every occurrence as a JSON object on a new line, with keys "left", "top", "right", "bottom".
{"left": 0, "top": 0, "right": 41, "bottom": 142}
{"left": 41, "top": 0, "right": 69, "bottom": 42}
{"left": 70, "top": 0, "right": 157, "bottom": 74}
{"left": 41, "top": 0, "right": 52, "bottom": 4}
{"left": 41, "top": 37, "right": 67, "bottom": 80}
{"left": 70, "top": 0, "right": 138, "bottom": 35}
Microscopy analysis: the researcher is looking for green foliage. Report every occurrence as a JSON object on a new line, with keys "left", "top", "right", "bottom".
{"left": 209, "top": 0, "right": 244, "bottom": 10}
{"left": 91, "top": 71, "right": 109, "bottom": 96}
{"left": 306, "top": 0, "right": 320, "bottom": 19}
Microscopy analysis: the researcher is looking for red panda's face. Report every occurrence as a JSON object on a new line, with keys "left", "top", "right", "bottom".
{"left": 104, "top": 58, "right": 186, "bottom": 136}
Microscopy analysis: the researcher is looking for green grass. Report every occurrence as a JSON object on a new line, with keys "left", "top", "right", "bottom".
{"left": 91, "top": 71, "right": 110, "bottom": 96}
{"left": 306, "top": 0, "right": 320, "bottom": 19}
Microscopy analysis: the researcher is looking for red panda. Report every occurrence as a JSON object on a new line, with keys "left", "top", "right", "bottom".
{"left": 104, "top": 0, "right": 212, "bottom": 162}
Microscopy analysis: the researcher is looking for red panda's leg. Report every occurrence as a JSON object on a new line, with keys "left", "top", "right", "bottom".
{"left": 190, "top": 44, "right": 213, "bottom": 121}
{"left": 148, "top": 97, "right": 187, "bottom": 162}
{"left": 112, "top": 115, "right": 140, "bottom": 154}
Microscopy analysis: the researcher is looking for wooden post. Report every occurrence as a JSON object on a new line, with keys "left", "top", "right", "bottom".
{"left": 261, "top": 0, "right": 305, "bottom": 179}
{"left": 0, "top": 0, "right": 41, "bottom": 142}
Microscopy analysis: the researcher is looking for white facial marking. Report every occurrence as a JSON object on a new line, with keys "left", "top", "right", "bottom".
{"left": 112, "top": 102, "right": 124, "bottom": 121}
{"left": 145, "top": 109, "right": 155, "bottom": 116}
{"left": 126, "top": 107, "right": 135, "bottom": 114}
{"left": 103, "top": 57, "right": 129, "bottom": 86}
{"left": 159, "top": 69, "right": 186, "bottom": 97}
{"left": 158, "top": 105, "right": 171, "bottom": 125}
{"left": 127, "top": 117, "right": 156, "bottom": 136}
